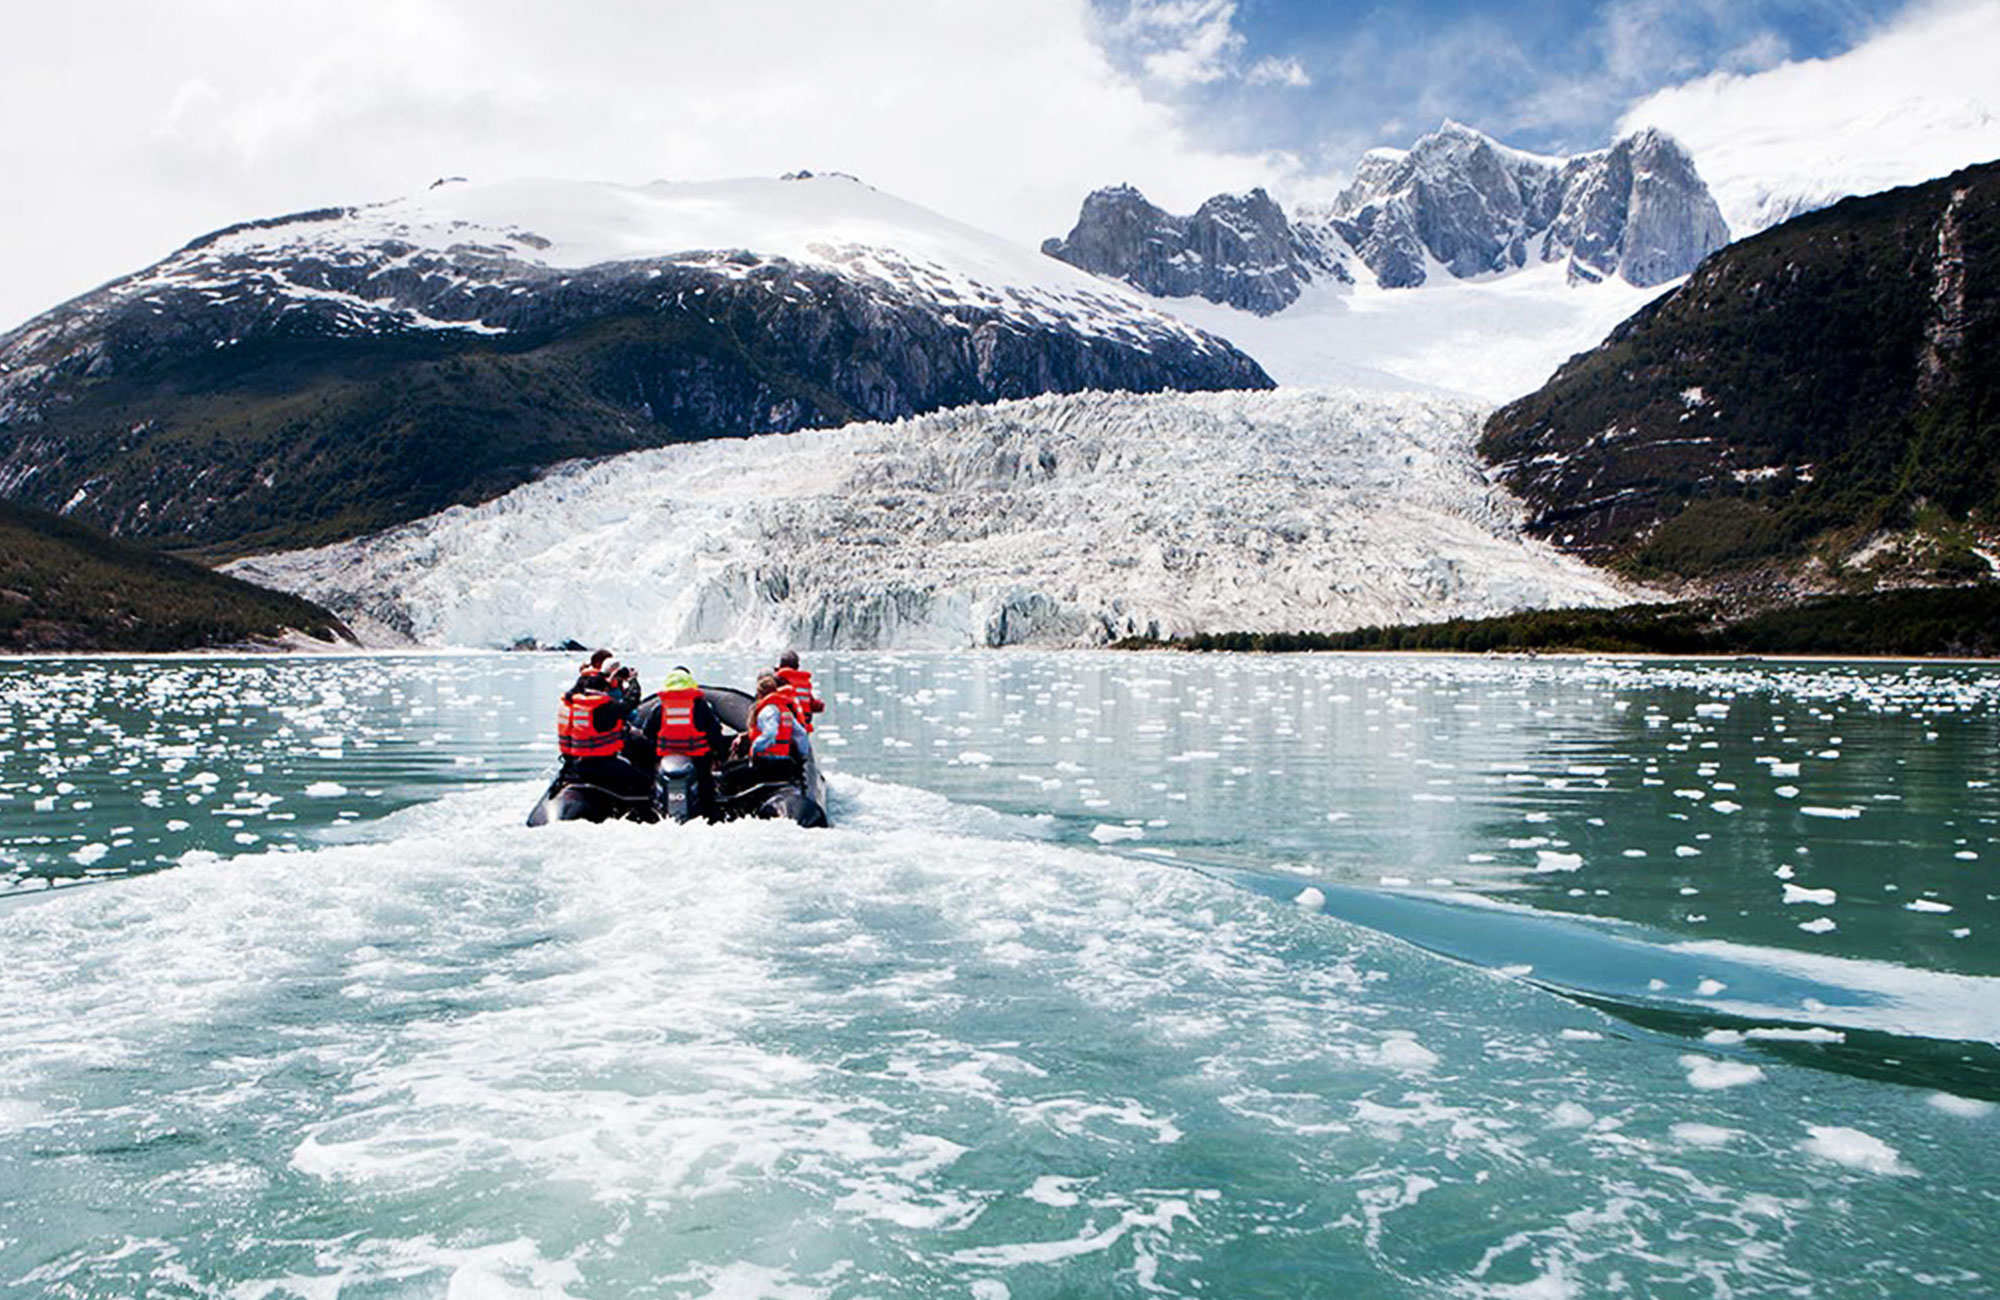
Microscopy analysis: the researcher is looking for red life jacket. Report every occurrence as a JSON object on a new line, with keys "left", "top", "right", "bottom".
{"left": 775, "top": 666, "right": 820, "bottom": 730}
{"left": 750, "top": 692, "right": 795, "bottom": 759}
{"left": 557, "top": 690, "right": 624, "bottom": 758}
{"left": 654, "top": 686, "right": 709, "bottom": 758}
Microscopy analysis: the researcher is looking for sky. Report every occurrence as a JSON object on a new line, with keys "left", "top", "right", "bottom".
{"left": 0, "top": 0, "right": 1990, "bottom": 332}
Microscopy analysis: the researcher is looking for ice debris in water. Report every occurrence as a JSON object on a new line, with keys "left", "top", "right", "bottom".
{"left": 1293, "top": 886, "right": 1327, "bottom": 912}
{"left": 1681, "top": 1055, "right": 1765, "bottom": 1090}
{"left": 1782, "top": 884, "right": 1837, "bottom": 906}
{"left": 1670, "top": 1122, "right": 1740, "bottom": 1148}
{"left": 1801, "top": 1126, "right": 1913, "bottom": 1176}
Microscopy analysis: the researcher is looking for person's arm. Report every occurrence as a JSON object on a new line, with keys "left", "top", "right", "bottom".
{"left": 749, "top": 704, "right": 777, "bottom": 756}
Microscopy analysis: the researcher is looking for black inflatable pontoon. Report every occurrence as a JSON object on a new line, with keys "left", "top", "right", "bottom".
{"left": 527, "top": 684, "right": 828, "bottom": 829}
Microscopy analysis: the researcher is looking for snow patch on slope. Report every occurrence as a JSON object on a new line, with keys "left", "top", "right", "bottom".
{"left": 1619, "top": 0, "right": 2000, "bottom": 235}
{"left": 230, "top": 388, "right": 1644, "bottom": 651}
{"left": 1154, "top": 262, "right": 1671, "bottom": 402}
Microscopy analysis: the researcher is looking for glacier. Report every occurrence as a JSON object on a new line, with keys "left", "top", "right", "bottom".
{"left": 230, "top": 387, "right": 1645, "bottom": 651}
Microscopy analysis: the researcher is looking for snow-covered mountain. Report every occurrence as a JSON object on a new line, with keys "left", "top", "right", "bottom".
{"left": 228, "top": 388, "right": 1644, "bottom": 650}
{"left": 1327, "top": 123, "right": 1728, "bottom": 290}
{"left": 1045, "top": 122, "right": 1727, "bottom": 309}
{"left": 0, "top": 173, "right": 1267, "bottom": 551}
{"left": 1041, "top": 122, "right": 1727, "bottom": 401}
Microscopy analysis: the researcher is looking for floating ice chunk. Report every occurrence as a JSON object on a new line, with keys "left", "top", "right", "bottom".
{"left": 1783, "top": 884, "right": 1837, "bottom": 906}
{"left": 1560, "top": 1029, "right": 1604, "bottom": 1042}
{"left": 33, "top": 796, "right": 56, "bottom": 812}
{"left": 1671, "top": 1122, "right": 1740, "bottom": 1148}
{"left": 1769, "top": 761, "right": 1801, "bottom": 777}
{"left": 1744, "top": 1026, "right": 1845, "bottom": 1044}
{"left": 304, "top": 781, "right": 349, "bottom": 798}
{"left": 1376, "top": 1034, "right": 1438, "bottom": 1071}
{"left": 1710, "top": 800, "right": 1742, "bottom": 814}
{"left": 1622, "top": 848, "right": 1647, "bottom": 858}
{"left": 70, "top": 843, "right": 109, "bottom": 866}
{"left": 1695, "top": 703, "right": 1731, "bottom": 717}
{"left": 1928, "top": 1093, "right": 1996, "bottom": 1118}
{"left": 1798, "top": 917, "right": 1837, "bottom": 934}
{"left": 1089, "top": 824, "right": 1143, "bottom": 844}
{"left": 1681, "top": 1055, "right": 1764, "bottom": 1090}
{"left": 1675, "top": 845, "right": 1702, "bottom": 858}
{"left": 1695, "top": 978, "right": 1727, "bottom": 996}
{"left": 188, "top": 771, "right": 221, "bottom": 787}
{"left": 1535, "top": 850, "right": 1584, "bottom": 872}
{"left": 1801, "top": 806, "right": 1861, "bottom": 819}
{"left": 1906, "top": 898, "right": 1953, "bottom": 914}
{"left": 1548, "top": 1102, "right": 1594, "bottom": 1129}
{"left": 1775, "top": 785, "right": 1799, "bottom": 798}
{"left": 1801, "top": 1125, "right": 1912, "bottom": 1175}
{"left": 1293, "top": 886, "right": 1326, "bottom": 912}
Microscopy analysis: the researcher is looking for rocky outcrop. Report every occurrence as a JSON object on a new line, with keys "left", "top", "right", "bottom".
{"left": 1046, "top": 121, "right": 1731, "bottom": 299}
{"left": 1040, "top": 186, "right": 1347, "bottom": 315}
{"left": 1548, "top": 128, "right": 1733, "bottom": 286}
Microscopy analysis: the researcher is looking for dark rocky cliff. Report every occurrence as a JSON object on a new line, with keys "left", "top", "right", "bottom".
{"left": 1040, "top": 185, "right": 1346, "bottom": 315}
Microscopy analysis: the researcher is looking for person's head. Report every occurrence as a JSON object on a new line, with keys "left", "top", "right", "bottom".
{"left": 601, "top": 656, "right": 622, "bottom": 679}
{"left": 756, "top": 673, "right": 780, "bottom": 699}
{"left": 661, "top": 666, "right": 698, "bottom": 693}
{"left": 588, "top": 649, "right": 613, "bottom": 669}
{"left": 779, "top": 649, "right": 801, "bottom": 670}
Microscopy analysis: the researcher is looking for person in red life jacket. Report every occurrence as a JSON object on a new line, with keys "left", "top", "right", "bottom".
{"left": 736, "top": 672, "right": 812, "bottom": 769}
{"left": 573, "top": 649, "right": 642, "bottom": 712}
{"left": 773, "top": 649, "right": 825, "bottom": 731}
{"left": 555, "top": 665, "right": 648, "bottom": 799}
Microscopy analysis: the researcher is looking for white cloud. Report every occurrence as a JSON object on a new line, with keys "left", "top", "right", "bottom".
{"left": 1247, "top": 56, "right": 1312, "bottom": 89}
{"left": 1619, "top": 0, "right": 2000, "bottom": 233}
{"left": 1119, "top": 0, "right": 1247, "bottom": 88}
{"left": 0, "top": 0, "right": 1291, "bottom": 330}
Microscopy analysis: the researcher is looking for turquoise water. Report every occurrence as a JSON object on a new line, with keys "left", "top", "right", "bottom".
{"left": 1, "top": 651, "right": 1996, "bottom": 1297}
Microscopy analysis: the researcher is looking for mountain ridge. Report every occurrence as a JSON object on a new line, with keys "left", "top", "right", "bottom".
{"left": 0, "top": 174, "right": 1270, "bottom": 555}
{"left": 1042, "top": 122, "right": 1730, "bottom": 315}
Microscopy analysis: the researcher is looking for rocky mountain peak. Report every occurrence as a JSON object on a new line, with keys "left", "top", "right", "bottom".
{"left": 1040, "top": 184, "right": 1347, "bottom": 316}
{"left": 1047, "top": 122, "right": 1731, "bottom": 304}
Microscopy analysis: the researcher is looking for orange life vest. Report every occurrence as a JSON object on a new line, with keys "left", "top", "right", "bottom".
{"left": 654, "top": 686, "right": 709, "bottom": 758}
{"left": 775, "top": 666, "right": 820, "bottom": 730}
{"left": 557, "top": 690, "right": 624, "bottom": 758}
{"left": 749, "top": 692, "right": 795, "bottom": 759}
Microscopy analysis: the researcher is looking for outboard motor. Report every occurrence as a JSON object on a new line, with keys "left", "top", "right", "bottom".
{"left": 655, "top": 755, "right": 707, "bottom": 824}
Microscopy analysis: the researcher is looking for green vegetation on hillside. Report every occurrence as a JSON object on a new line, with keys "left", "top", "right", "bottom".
{"left": 0, "top": 500, "right": 350, "bottom": 651}
{"left": 1117, "top": 587, "right": 2000, "bottom": 659}
{"left": 1481, "top": 159, "right": 2000, "bottom": 581}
